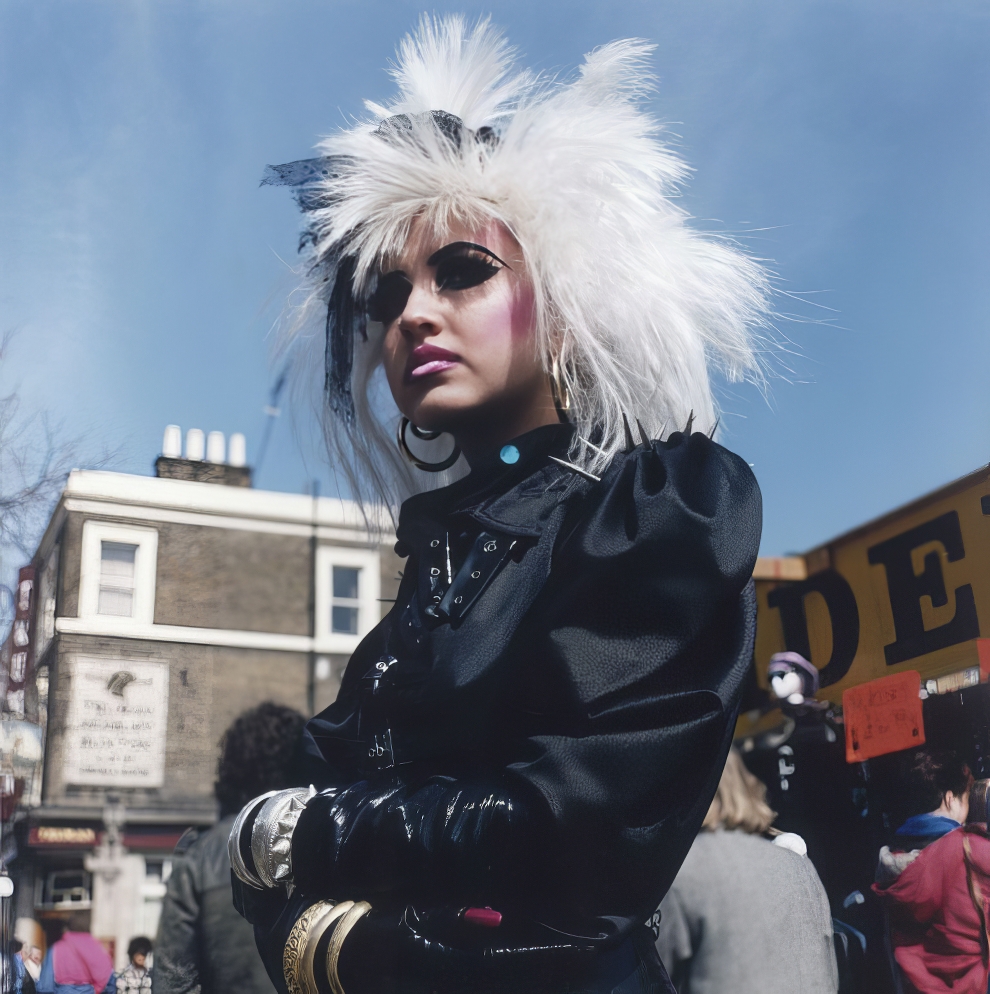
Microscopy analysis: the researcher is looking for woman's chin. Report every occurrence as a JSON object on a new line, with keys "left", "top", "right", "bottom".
{"left": 404, "top": 391, "right": 488, "bottom": 434}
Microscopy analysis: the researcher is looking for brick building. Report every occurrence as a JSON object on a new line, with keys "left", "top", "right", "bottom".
{"left": 3, "top": 430, "right": 399, "bottom": 966}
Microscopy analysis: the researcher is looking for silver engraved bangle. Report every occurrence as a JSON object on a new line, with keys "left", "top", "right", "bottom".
{"left": 250, "top": 785, "right": 317, "bottom": 888}
{"left": 228, "top": 790, "right": 279, "bottom": 890}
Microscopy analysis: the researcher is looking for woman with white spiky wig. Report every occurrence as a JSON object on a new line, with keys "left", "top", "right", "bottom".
{"left": 229, "top": 17, "right": 766, "bottom": 994}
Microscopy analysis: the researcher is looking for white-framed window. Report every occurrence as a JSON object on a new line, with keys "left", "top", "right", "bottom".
{"left": 79, "top": 522, "right": 159, "bottom": 624}
{"left": 331, "top": 565, "right": 361, "bottom": 634}
{"left": 98, "top": 541, "right": 137, "bottom": 616}
{"left": 315, "top": 546, "right": 380, "bottom": 653}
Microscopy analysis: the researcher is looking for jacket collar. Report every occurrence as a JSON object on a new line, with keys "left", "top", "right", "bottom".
{"left": 397, "top": 422, "right": 581, "bottom": 545}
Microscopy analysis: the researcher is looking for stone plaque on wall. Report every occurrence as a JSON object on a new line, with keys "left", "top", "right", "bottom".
{"left": 65, "top": 657, "right": 169, "bottom": 787}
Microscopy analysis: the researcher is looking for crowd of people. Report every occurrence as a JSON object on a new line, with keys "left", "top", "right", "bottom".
{"left": 655, "top": 743, "right": 990, "bottom": 994}
{"left": 8, "top": 701, "right": 990, "bottom": 994}
{"left": 2, "top": 703, "right": 987, "bottom": 994}
{"left": 652, "top": 745, "right": 990, "bottom": 994}
{"left": 7, "top": 919, "right": 151, "bottom": 994}
{"left": 1, "top": 702, "right": 305, "bottom": 994}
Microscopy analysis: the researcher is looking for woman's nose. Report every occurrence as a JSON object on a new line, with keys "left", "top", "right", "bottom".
{"left": 398, "top": 281, "right": 442, "bottom": 338}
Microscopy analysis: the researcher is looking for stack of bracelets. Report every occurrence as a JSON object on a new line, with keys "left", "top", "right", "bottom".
{"left": 229, "top": 785, "right": 376, "bottom": 994}
{"left": 283, "top": 899, "right": 373, "bottom": 994}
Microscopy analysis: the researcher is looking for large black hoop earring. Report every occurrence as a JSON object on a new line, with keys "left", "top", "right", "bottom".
{"left": 397, "top": 417, "right": 461, "bottom": 472}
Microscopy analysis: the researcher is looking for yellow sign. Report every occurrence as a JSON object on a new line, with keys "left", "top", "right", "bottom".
{"left": 755, "top": 465, "right": 990, "bottom": 705}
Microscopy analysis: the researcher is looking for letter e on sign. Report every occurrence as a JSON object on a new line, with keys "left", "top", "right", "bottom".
{"left": 843, "top": 670, "right": 924, "bottom": 763}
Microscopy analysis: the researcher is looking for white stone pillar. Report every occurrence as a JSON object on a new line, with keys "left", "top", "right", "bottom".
{"left": 84, "top": 802, "right": 145, "bottom": 971}
{"left": 87, "top": 853, "right": 145, "bottom": 971}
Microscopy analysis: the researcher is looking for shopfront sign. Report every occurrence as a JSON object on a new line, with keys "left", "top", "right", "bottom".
{"left": 756, "top": 465, "right": 990, "bottom": 705}
{"left": 29, "top": 826, "right": 97, "bottom": 846}
{"left": 64, "top": 657, "right": 169, "bottom": 787}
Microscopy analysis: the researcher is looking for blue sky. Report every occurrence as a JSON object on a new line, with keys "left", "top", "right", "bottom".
{"left": 0, "top": 0, "right": 987, "bottom": 556}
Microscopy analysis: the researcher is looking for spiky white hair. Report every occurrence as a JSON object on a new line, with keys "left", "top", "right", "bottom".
{"left": 285, "top": 16, "right": 770, "bottom": 515}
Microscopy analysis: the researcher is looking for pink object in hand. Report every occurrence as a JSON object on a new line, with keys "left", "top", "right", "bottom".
{"left": 463, "top": 907, "right": 502, "bottom": 928}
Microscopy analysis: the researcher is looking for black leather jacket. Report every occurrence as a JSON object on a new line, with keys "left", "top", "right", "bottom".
{"left": 156, "top": 816, "right": 275, "bottom": 994}
{"left": 237, "top": 422, "right": 761, "bottom": 994}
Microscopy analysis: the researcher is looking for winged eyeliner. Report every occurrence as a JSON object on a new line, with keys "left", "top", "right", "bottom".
{"left": 426, "top": 241, "right": 512, "bottom": 270}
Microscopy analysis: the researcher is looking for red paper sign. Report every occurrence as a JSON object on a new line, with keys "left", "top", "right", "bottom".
{"left": 843, "top": 670, "right": 925, "bottom": 763}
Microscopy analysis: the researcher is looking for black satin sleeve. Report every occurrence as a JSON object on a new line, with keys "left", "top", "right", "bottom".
{"left": 507, "top": 428, "right": 761, "bottom": 937}
{"left": 291, "top": 429, "right": 760, "bottom": 943}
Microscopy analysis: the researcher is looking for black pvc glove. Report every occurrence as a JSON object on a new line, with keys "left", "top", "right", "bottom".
{"left": 291, "top": 774, "right": 556, "bottom": 907}
{"left": 333, "top": 904, "right": 597, "bottom": 994}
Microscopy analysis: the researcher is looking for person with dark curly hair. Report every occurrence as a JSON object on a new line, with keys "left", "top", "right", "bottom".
{"left": 115, "top": 937, "right": 152, "bottom": 993}
{"left": 153, "top": 703, "right": 307, "bottom": 994}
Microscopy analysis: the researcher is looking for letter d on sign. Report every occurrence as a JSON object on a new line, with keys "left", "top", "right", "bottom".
{"left": 766, "top": 569, "right": 860, "bottom": 687}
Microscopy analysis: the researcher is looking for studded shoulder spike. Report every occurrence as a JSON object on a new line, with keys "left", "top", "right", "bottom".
{"left": 549, "top": 456, "right": 602, "bottom": 483}
{"left": 622, "top": 413, "right": 637, "bottom": 453}
{"left": 577, "top": 435, "right": 607, "bottom": 457}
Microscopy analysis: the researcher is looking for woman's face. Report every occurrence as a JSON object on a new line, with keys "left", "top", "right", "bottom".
{"left": 376, "top": 216, "right": 558, "bottom": 461}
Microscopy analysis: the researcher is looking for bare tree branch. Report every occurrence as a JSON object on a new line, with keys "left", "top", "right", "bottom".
{"left": 0, "top": 331, "right": 115, "bottom": 630}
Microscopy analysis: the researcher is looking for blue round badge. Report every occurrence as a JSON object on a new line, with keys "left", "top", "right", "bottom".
{"left": 499, "top": 444, "right": 520, "bottom": 465}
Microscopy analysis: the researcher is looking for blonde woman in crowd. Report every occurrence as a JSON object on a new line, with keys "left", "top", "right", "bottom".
{"left": 655, "top": 749, "right": 838, "bottom": 993}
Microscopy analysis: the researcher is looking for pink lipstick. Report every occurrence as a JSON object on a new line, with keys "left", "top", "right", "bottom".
{"left": 407, "top": 344, "right": 460, "bottom": 383}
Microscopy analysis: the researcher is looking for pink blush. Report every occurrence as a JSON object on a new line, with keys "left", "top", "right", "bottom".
{"left": 509, "top": 282, "right": 537, "bottom": 341}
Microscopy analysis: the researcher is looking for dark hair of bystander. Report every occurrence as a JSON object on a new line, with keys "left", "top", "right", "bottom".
{"left": 905, "top": 750, "right": 973, "bottom": 817}
{"left": 214, "top": 702, "right": 307, "bottom": 816}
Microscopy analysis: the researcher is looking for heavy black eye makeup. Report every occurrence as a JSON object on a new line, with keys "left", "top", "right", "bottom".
{"left": 428, "top": 241, "right": 510, "bottom": 292}
{"left": 366, "top": 241, "right": 511, "bottom": 325}
{"left": 366, "top": 270, "right": 413, "bottom": 325}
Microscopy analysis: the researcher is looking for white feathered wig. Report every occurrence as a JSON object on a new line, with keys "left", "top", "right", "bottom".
{"left": 269, "top": 16, "right": 770, "bottom": 514}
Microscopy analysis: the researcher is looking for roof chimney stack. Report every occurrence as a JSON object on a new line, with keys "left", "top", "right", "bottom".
{"left": 155, "top": 425, "right": 252, "bottom": 487}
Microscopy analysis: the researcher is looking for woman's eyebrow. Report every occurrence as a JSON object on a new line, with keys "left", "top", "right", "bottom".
{"left": 426, "top": 241, "right": 512, "bottom": 269}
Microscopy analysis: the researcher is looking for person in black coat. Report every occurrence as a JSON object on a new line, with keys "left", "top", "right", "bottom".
{"left": 155, "top": 703, "right": 307, "bottom": 994}
{"left": 229, "top": 17, "right": 769, "bottom": 994}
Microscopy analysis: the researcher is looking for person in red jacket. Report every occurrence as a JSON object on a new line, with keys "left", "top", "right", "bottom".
{"left": 874, "top": 824, "right": 990, "bottom": 994}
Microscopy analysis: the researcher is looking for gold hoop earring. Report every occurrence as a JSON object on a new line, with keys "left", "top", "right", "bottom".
{"left": 551, "top": 354, "right": 571, "bottom": 415}
{"left": 397, "top": 417, "right": 461, "bottom": 472}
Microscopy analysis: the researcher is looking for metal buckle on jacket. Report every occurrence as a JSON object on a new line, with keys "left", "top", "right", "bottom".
{"left": 434, "top": 530, "right": 516, "bottom": 623}
{"left": 367, "top": 730, "right": 394, "bottom": 768}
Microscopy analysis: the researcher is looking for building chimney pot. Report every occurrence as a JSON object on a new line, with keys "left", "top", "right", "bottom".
{"left": 186, "top": 429, "right": 205, "bottom": 461}
{"left": 228, "top": 433, "right": 247, "bottom": 468}
{"left": 206, "top": 431, "right": 225, "bottom": 464}
{"left": 162, "top": 425, "right": 182, "bottom": 459}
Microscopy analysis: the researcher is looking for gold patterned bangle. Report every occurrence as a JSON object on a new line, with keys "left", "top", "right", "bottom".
{"left": 284, "top": 901, "right": 354, "bottom": 994}
{"left": 325, "top": 900, "right": 372, "bottom": 994}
